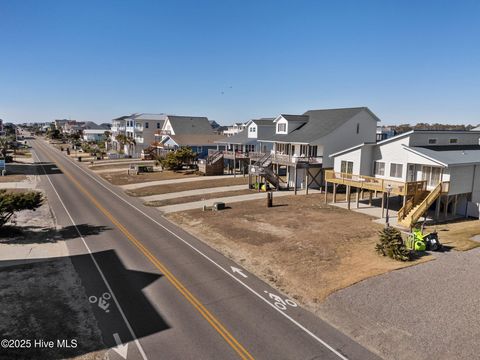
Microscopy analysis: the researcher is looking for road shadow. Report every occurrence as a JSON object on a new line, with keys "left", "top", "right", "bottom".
{"left": 0, "top": 224, "right": 111, "bottom": 244}
{"left": 0, "top": 249, "right": 169, "bottom": 359}
{"left": 7, "top": 162, "right": 63, "bottom": 175}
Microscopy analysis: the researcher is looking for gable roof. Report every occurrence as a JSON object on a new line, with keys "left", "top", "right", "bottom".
{"left": 264, "top": 107, "right": 375, "bottom": 143}
{"left": 251, "top": 118, "right": 275, "bottom": 126}
{"left": 166, "top": 116, "right": 214, "bottom": 135}
{"left": 277, "top": 114, "right": 309, "bottom": 123}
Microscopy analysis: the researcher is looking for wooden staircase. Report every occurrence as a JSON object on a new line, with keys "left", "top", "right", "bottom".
{"left": 198, "top": 150, "right": 224, "bottom": 175}
{"left": 250, "top": 154, "right": 287, "bottom": 190}
{"left": 398, "top": 182, "right": 446, "bottom": 228}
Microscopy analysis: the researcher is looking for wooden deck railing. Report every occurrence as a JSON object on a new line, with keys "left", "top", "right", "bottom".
{"left": 324, "top": 170, "right": 427, "bottom": 196}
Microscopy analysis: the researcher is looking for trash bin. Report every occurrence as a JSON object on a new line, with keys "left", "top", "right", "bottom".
{"left": 78, "top": 156, "right": 82, "bottom": 162}
{"left": 266, "top": 192, "right": 273, "bottom": 208}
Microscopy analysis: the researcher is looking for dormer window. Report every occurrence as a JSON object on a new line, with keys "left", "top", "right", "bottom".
{"left": 278, "top": 123, "right": 286, "bottom": 132}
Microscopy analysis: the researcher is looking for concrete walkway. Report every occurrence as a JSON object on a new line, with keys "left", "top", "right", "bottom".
{"left": 141, "top": 184, "right": 248, "bottom": 202}
{"left": 0, "top": 181, "right": 36, "bottom": 189}
{"left": 91, "top": 167, "right": 129, "bottom": 174}
{"left": 157, "top": 189, "right": 320, "bottom": 213}
{"left": 120, "top": 174, "right": 239, "bottom": 190}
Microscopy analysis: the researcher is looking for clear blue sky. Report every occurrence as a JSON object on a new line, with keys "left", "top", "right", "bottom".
{"left": 1, "top": 0, "right": 479, "bottom": 125}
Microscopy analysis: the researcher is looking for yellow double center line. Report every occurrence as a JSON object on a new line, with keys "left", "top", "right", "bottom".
{"left": 40, "top": 144, "right": 254, "bottom": 360}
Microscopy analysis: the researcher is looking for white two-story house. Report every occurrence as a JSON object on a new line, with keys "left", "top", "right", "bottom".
{"left": 257, "top": 107, "right": 380, "bottom": 189}
{"left": 329, "top": 130, "right": 480, "bottom": 224}
{"left": 111, "top": 113, "right": 167, "bottom": 157}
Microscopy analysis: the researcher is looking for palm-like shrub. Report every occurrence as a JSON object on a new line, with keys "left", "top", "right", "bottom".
{"left": 376, "top": 226, "right": 411, "bottom": 261}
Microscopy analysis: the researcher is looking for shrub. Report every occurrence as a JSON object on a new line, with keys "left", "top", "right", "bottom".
{"left": 0, "top": 190, "right": 43, "bottom": 227}
{"left": 376, "top": 226, "right": 411, "bottom": 261}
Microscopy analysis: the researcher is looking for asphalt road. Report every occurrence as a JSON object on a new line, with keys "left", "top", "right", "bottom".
{"left": 29, "top": 137, "right": 380, "bottom": 360}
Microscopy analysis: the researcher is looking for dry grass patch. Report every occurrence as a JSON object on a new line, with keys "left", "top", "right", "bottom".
{"left": 167, "top": 193, "right": 430, "bottom": 310}
{"left": 101, "top": 170, "right": 199, "bottom": 185}
{"left": 0, "top": 259, "right": 105, "bottom": 359}
{"left": 426, "top": 219, "right": 480, "bottom": 251}
{"left": 0, "top": 174, "right": 28, "bottom": 183}
{"left": 127, "top": 177, "right": 249, "bottom": 197}
{"left": 145, "top": 189, "right": 254, "bottom": 207}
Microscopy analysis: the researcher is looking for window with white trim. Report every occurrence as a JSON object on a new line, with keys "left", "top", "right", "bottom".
{"left": 341, "top": 160, "right": 353, "bottom": 174}
{"left": 277, "top": 123, "right": 286, "bottom": 132}
{"left": 390, "top": 163, "right": 403, "bottom": 178}
{"left": 374, "top": 161, "right": 385, "bottom": 176}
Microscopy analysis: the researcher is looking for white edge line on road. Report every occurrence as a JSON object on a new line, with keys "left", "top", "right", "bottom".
{"left": 32, "top": 146, "right": 148, "bottom": 360}
{"left": 39, "top": 139, "right": 349, "bottom": 360}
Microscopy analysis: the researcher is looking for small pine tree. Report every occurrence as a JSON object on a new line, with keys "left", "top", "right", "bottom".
{"left": 376, "top": 226, "right": 411, "bottom": 261}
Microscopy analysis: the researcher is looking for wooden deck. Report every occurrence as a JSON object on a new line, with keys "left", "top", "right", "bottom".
{"left": 324, "top": 170, "right": 427, "bottom": 196}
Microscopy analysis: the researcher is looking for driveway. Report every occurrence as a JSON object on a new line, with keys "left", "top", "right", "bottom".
{"left": 317, "top": 248, "right": 480, "bottom": 360}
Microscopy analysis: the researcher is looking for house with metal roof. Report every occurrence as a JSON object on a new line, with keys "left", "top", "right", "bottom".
{"left": 328, "top": 130, "right": 480, "bottom": 226}
{"left": 251, "top": 107, "right": 380, "bottom": 190}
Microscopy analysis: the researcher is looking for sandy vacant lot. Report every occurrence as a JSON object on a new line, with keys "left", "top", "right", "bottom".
{"left": 145, "top": 189, "right": 254, "bottom": 207}
{"left": 167, "top": 193, "right": 430, "bottom": 309}
{"left": 127, "top": 177, "right": 249, "bottom": 197}
{"left": 101, "top": 169, "right": 199, "bottom": 185}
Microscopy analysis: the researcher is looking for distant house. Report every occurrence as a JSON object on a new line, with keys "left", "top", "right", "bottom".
{"left": 111, "top": 113, "right": 167, "bottom": 157}
{"left": 328, "top": 130, "right": 480, "bottom": 226}
{"left": 472, "top": 125, "right": 480, "bottom": 131}
{"left": 0, "top": 119, "right": 4, "bottom": 136}
{"left": 155, "top": 115, "right": 226, "bottom": 158}
{"left": 217, "top": 118, "right": 276, "bottom": 154}
{"left": 83, "top": 129, "right": 107, "bottom": 142}
{"left": 223, "top": 122, "right": 248, "bottom": 137}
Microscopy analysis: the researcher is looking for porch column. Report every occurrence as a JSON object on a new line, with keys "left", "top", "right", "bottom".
{"left": 453, "top": 194, "right": 458, "bottom": 216}
{"left": 347, "top": 185, "right": 351, "bottom": 210}
{"left": 356, "top": 187, "right": 360, "bottom": 208}
{"left": 305, "top": 168, "right": 309, "bottom": 195}
{"left": 286, "top": 166, "right": 290, "bottom": 189}
{"left": 444, "top": 195, "right": 449, "bottom": 218}
{"left": 369, "top": 191, "right": 372, "bottom": 206}
{"left": 294, "top": 165, "right": 298, "bottom": 195}
{"left": 325, "top": 181, "right": 329, "bottom": 203}
{"left": 233, "top": 155, "right": 236, "bottom": 178}
{"left": 435, "top": 196, "right": 441, "bottom": 220}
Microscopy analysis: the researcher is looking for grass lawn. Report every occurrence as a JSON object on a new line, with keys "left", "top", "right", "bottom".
{"left": 127, "top": 177, "right": 249, "bottom": 197}
{"left": 166, "top": 193, "right": 430, "bottom": 310}
{"left": 426, "top": 219, "right": 480, "bottom": 251}
{"left": 0, "top": 258, "right": 105, "bottom": 359}
{"left": 101, "top": 170, "right": 199, "bottom": 185}
{"left": 0, "top": 174, "right": 28, "bottom": 182}
{"left": 144, "top": 189, "right": 254, "bottom": 207}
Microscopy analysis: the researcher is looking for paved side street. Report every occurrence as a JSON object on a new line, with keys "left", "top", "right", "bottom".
{"left": 318, "top": 246, "right": 480, "bottom": 360}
